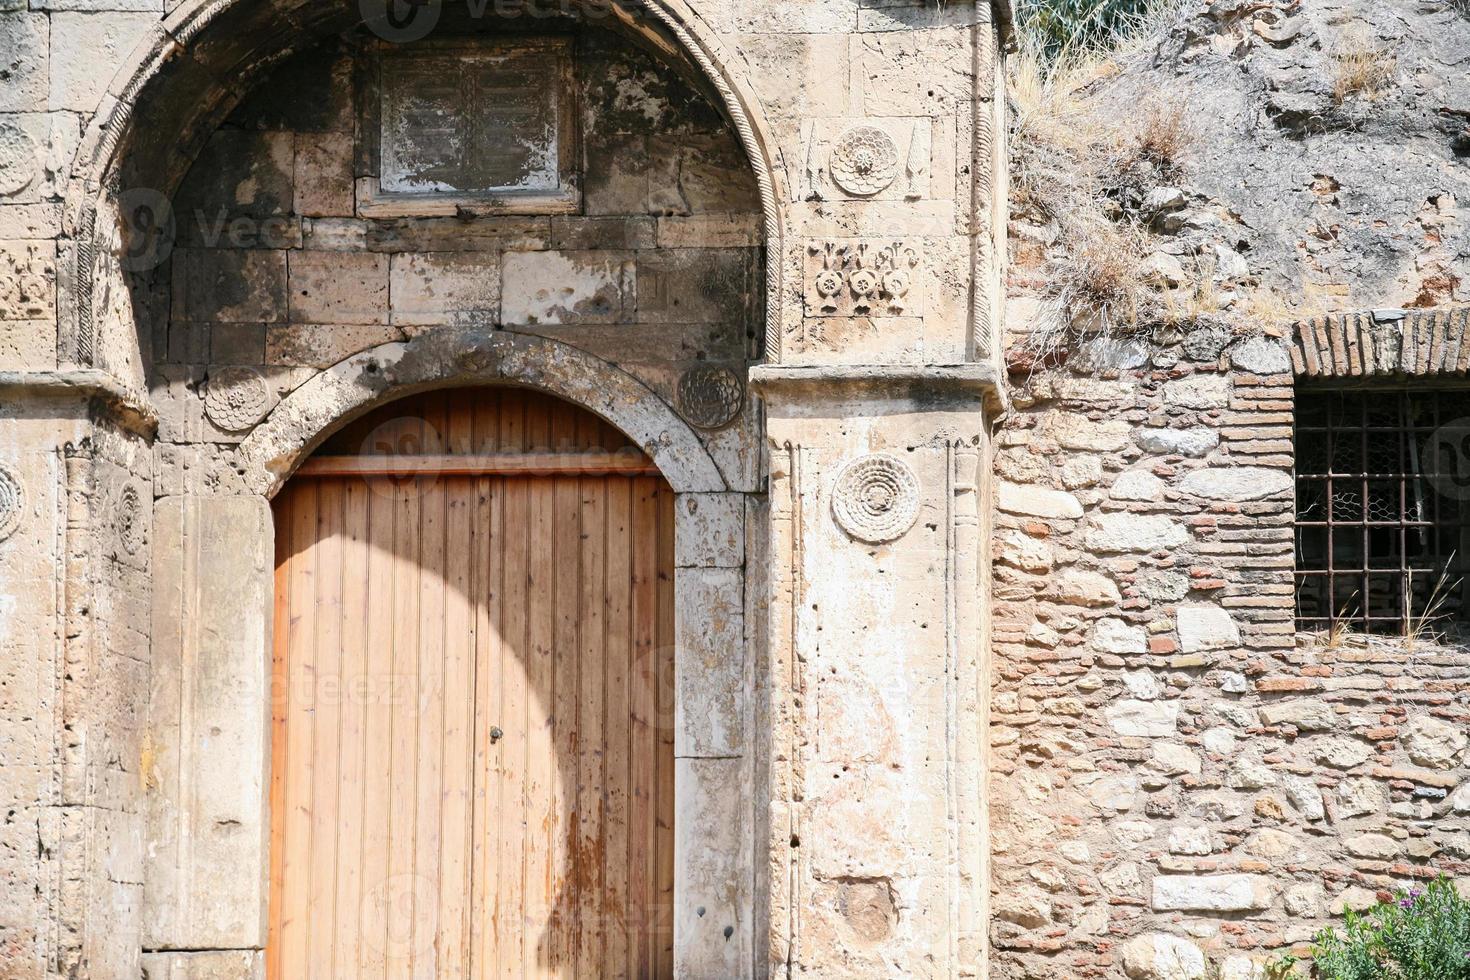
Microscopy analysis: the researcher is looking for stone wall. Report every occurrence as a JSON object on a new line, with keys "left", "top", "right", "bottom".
{"left": 989, "top": 323, "right": 1470, "bottom": 979}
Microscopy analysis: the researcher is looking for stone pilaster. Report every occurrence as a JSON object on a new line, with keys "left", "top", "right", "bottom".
{"left": 755, "top": 366, "right": 996, "bottom": 977}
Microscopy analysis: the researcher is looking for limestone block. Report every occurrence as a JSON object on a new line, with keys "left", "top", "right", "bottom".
{"left": 1230, "top": 336, "right": 1291, "bottom": 374}
{"left": 1450, "top": 781, "right": 1470, "bottom": 813}
{"left": 293, "top": 132, "right": 353, "bottom": 217}
{"left": 1050, "top": 568, "right": 1121, "bottom": 607}
{"left": 1111, "top": 469, "right": 1165, "bottom": 502}
{"left": 1312, "top": 736, "right": 1372, "bottom": 769}
{"left": 733, "top": 34, "right": 851, "bottom": 118}
{"left": 389, "top": 251, "right": 501, "bottom": 326}
{"left": 649, "top": 133, "right": 760, "bottom": 214}
{"left": 1085, "top": 512, "right": 1188, "bottom": 553}
{"left": 49, "top": 13, "right": 159, "bottom": 111}
{"left": 146, "top": 496, "right": 273, "bottom": 950}
{"left": 302, "top": 217, "right": 366, "bottom": 251}
{"left": 1284, "top": 882, "right": 1323, "bottom": 917}
{"left": 171, "top": 249, "right": 287, "bottom": 323}
{"left": 287, "top": 251, "right": 388, "bottom": 324}
{"left": 1151, "top": 874, "right": 1273, "bottom": 913}
{"left": 0, "top": 201, "right": 62, "bottom": 238}
{"left": 1331, "top": 887, "right": 1380, "bottom": 914}
{"left": 265, "top": 322, "right": 400, "bottom": 369}
{"left": 1152, "top": 742, "right": 1201, "bottom": 776}
{"left": 1283, "top": 775, "right": 1326, "bottom": 820}
{"left": 733, "top": 0, "right": 856, "bottom": 32}
{"left": 1162, "top": 374, "right": 1230, "bottom": 410}
{"left": 1122, "top": 667, "right": 1162, "bottom": 698}
{"left": 1401, "top": 715, "right": 1468, "bottom": 770}
{"left": 993, "top": 529, "right": 1053, "bottom": 573}
{"left": 996, "top": 481, "right": 1082, "bottom": 519}
{"left": 1168, "top": 826, "right": 1213, "bottom": 856}
{"left": 1178, "top": 466, "right": 1291, "bottom": 501}
{"left": 0, "top": 14, "right": 47, "bottom": 113}
{"left": 674, "top": 757, "right": 750, "bottom": 978}
{"left": 1106, "top": 699, "right": 1179, "bottom": 737}
{"left": 138, "top": 950, "right": 263, "bottom": 980}
{"left": 501, "top": 249, "right": 633, "bottom": 325}
{"left": 1176, "top": 605, "right": 1240, "bottom": 652}
{"left": 0, "top": 114, "right": 53, "bottom": 203}
{"left": 1134, "top": 426, "right": 1220, "bottom": 457}
{"left": 675, "top": 567, "right": 744, "bottom": 758}
{"left": 674, "top": 492, "right": 744, "bottom": 568}
{"left": 1138, "top": 569, "right": 1190, "bottom": 601}
{"left": 175, "top": 130, "right": 294, "bottom": 225}
{"left": 1337, "top": 776, "right": 1388, "bottom": 816}
{"left": 1219, "top": 956, "right": 1268, "bottom": 980}
{"left": 1345, "top": 833, "right": 1401, "bottom": 859}
{"left": 0, "top": 239, "right": 54, "bottom": 321}
{"left": 857, "top": 29, "right": 974, "bottom": 115}
{"left": 636, "top": 247, "right": 753, "bottom": 325}
{"left": 1095, "top": 619, "right": 1148, "bottom": 655}
{"left": 993, "top": 889, "right": 1052, "bottom": 928}
{"left": 1040, "top": 410, "right": 1132, "bottom": 451}
{"left": 1259, "top": 699, "right": 1337, "bottom": 732}
{"left": 1121, "top": 933, "right": 1205, "bottom": 980}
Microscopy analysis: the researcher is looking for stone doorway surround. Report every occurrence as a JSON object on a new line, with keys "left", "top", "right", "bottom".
{"left": 146, "top": 332, "right": 759, "bottom": 978}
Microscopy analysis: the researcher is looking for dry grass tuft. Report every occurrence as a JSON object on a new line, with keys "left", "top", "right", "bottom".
{"left": 1134, "top": 99, "right": 1191, "bottom": 171}
{"left": 1332, "top": 26, "right": 1397, "bottom": 104}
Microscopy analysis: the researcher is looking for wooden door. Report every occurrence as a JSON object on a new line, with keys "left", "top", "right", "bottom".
{"left": 268, "top": 390, "right": 676, "bottom": 980}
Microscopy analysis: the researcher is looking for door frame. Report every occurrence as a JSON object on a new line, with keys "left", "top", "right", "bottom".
{"left": 162, "top": 333, "right": 761, "bottom": 977}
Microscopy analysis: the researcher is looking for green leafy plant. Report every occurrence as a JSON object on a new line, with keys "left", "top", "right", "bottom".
{"left": 1274, "top": 878, "right": 1470, "bottom": 979}
{"left": 1015, "top": 0, "right": 1160, "bottom": 60}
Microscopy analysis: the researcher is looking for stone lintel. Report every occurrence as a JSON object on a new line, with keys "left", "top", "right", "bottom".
{"left": 0, "top": 369, "right": 157, "bottom": 435}
{"left": 750, "top": 363, "right": 1006, "bottom": 414}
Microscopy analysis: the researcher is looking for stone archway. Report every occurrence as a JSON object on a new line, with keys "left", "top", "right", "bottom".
{"left": 63, "top": 0, "right": 787, "bottom": 376}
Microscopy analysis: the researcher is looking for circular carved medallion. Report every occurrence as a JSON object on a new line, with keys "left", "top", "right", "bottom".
{"left": 831, "top": 453, "right": 920, "bottom": 544}
{"left": 203, "top": 367, "right": 271, "bottom": 432}
{"left": 829, "top": 126, "right": 899, "bottom": 197}
{"left": 676, "top": 366, "right": 745, "bottom": 430}
{"left": 116, "top": 484, "right": 145, "bottom": 555}
{"left": 0, "top": 463, "right": 23, "bottom": 543}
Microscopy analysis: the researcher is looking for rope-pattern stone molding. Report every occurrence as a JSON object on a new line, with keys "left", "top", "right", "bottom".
{"left": 1290, "top": 307, "right": 1470, "bottom": 378}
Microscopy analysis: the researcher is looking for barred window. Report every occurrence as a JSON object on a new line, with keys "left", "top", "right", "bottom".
{"left": 1294, "top": 386, "right": 1470, "bottom": 635}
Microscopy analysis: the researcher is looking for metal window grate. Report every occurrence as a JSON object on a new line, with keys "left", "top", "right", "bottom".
{"left": 1294, "top": 386, "right": 1470, "bottom": 634}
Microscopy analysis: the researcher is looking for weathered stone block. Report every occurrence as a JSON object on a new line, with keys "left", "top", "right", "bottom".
{"left": 146, "top": 496, "right": 272, "bottom": 950}
{"left": 501, "top": 250, "right": 632, "bottom": 325}
{"left": 1176, "top": 605, "right": 1240, "bottom": 652}
{"left": 1094, "top": 618, "right": 1148, "bottom": 654}
{"left": 1259, "top": 699, "right": 1337, "bottom": 732}
{"left": 388, "top": 251, "right": 500, "bottom": 326}
{"left": 1041, "top": 410, "right": 1133, "bottom": 451}
{"left": 175, "top": 130, "right": 294, "bottom": 224}
{"left": 0, "top": 239, "right": 54, "bottom": 321}
{"left": 138, "top": 950, "right": 263, "bottom": 980}
{"left": 997, "top": 481, "right": 1082, "bottom": 519}
{"left": 1401, "top": 715, "right": 1468, "bottom": 770}
{"left": 1121, "top": 933, "right": 1205, "bottom": 980}
{"left": 287, "top": 251, "right": 387, "bottom": 324}
{"left": 293, "top": 132, "right": 353, "bottom": 217}
{"left": 1085, "top": 512, "right": 1188, "bottom": 553}
{"left": 171, "top": 249, "right": 288, "bottom": 323}
{"left": 674, "top": 492, "right": 744, "bottom": 568}
{"left": 1111, "top": 469, "right": 1165, "bottom": 501}
{"left": 675, "top": 567, "right": 744, "bottom": 758}
{"left": 1178, "top": 466, "right": 1291, "bottom": 501}
{"left": 635, "top": 247, "right": 752, "bottom": 325}
{"left": 1106, "top": 699, "right": 1179, "bottom": 737}
{"left": 265, "top": 322, "right": 399, "bottom": 368}
{"left": 0, "top": 14, "right": 47, "bottom": 113}
{"left": 1152, "top": 874, "right": 1273, "bottom": 913}
{"left": 1134, "top": 426, "right": 1220, "bottom": 457}
{"left": 49, "top": 13, "right": 159, "bottom": 111}
{"left": 1050, "top": 567, "right": 1121, "bottom": 607}
{"left": 674, "top": 757, "right": 750, "bottom": 977}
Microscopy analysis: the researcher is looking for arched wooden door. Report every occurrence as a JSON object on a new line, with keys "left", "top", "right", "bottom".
{"left": 268, "top": 389, "right": 676, "bottom": 979}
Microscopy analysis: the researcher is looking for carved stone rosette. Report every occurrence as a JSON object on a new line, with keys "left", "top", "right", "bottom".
{"left": 203, "top": 367, "right": 272, "bottom": 433}
{"left": 116, "top": 484, "right": 145, "bottom": 555}
{"left": 829, "top": 125, "right": 899, "bottom": 197}
{"left": 831, "top": 453, "right": 920, "bottom": 543}
{"left": 675, "top": 365, "right": 745, "bottom": 430}
{"left": 0, "top": 463, "right": 22, "bottom": 543}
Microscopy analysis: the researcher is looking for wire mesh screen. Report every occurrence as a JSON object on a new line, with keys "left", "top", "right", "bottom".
{"left": 1295, "top": 386, "right": 1470, "bottom": 634}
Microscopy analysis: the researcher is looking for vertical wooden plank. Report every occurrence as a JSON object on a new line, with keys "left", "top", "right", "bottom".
{"left": 359, "top": 481, "right": 397, "bottom": 980}
{"left": 306, "top": 480, "right": 345, "bottom": 980}
{"left": 629, "top": 478, "right": 659, "bottom": 978}
{"left": 523, "top": 480, "right": 557, "bottom": 979}
{"left": 654, "top": 485, "right": 676, "bottom": 975}
{"left": 267, "top": 495, "right": 293, "bottom": 980}
{"left": 413, "top": 476, "right": 448, "bottom": 980}
{"left": 547, "top": 476, "right": 581, "bottom": 971}
{"left": 385, "top": 476, "right": 422, "bottom": 975}
{"left": 575, "top": 478, "right": 607, "bottom": 980}
{"left": 439, "top": 478, "right": 477, "bottom": 979}
{"left": 602, "top": 478, "right": 633, "bottom": 979}
{"left": 496, "top": 478, "right": 530, "bottom": 979}
{"left": 334, "top": 480, "right": 371, "bottom": 977}
{"left": 469, "top": 476, "right": 502, "bottom": 979}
